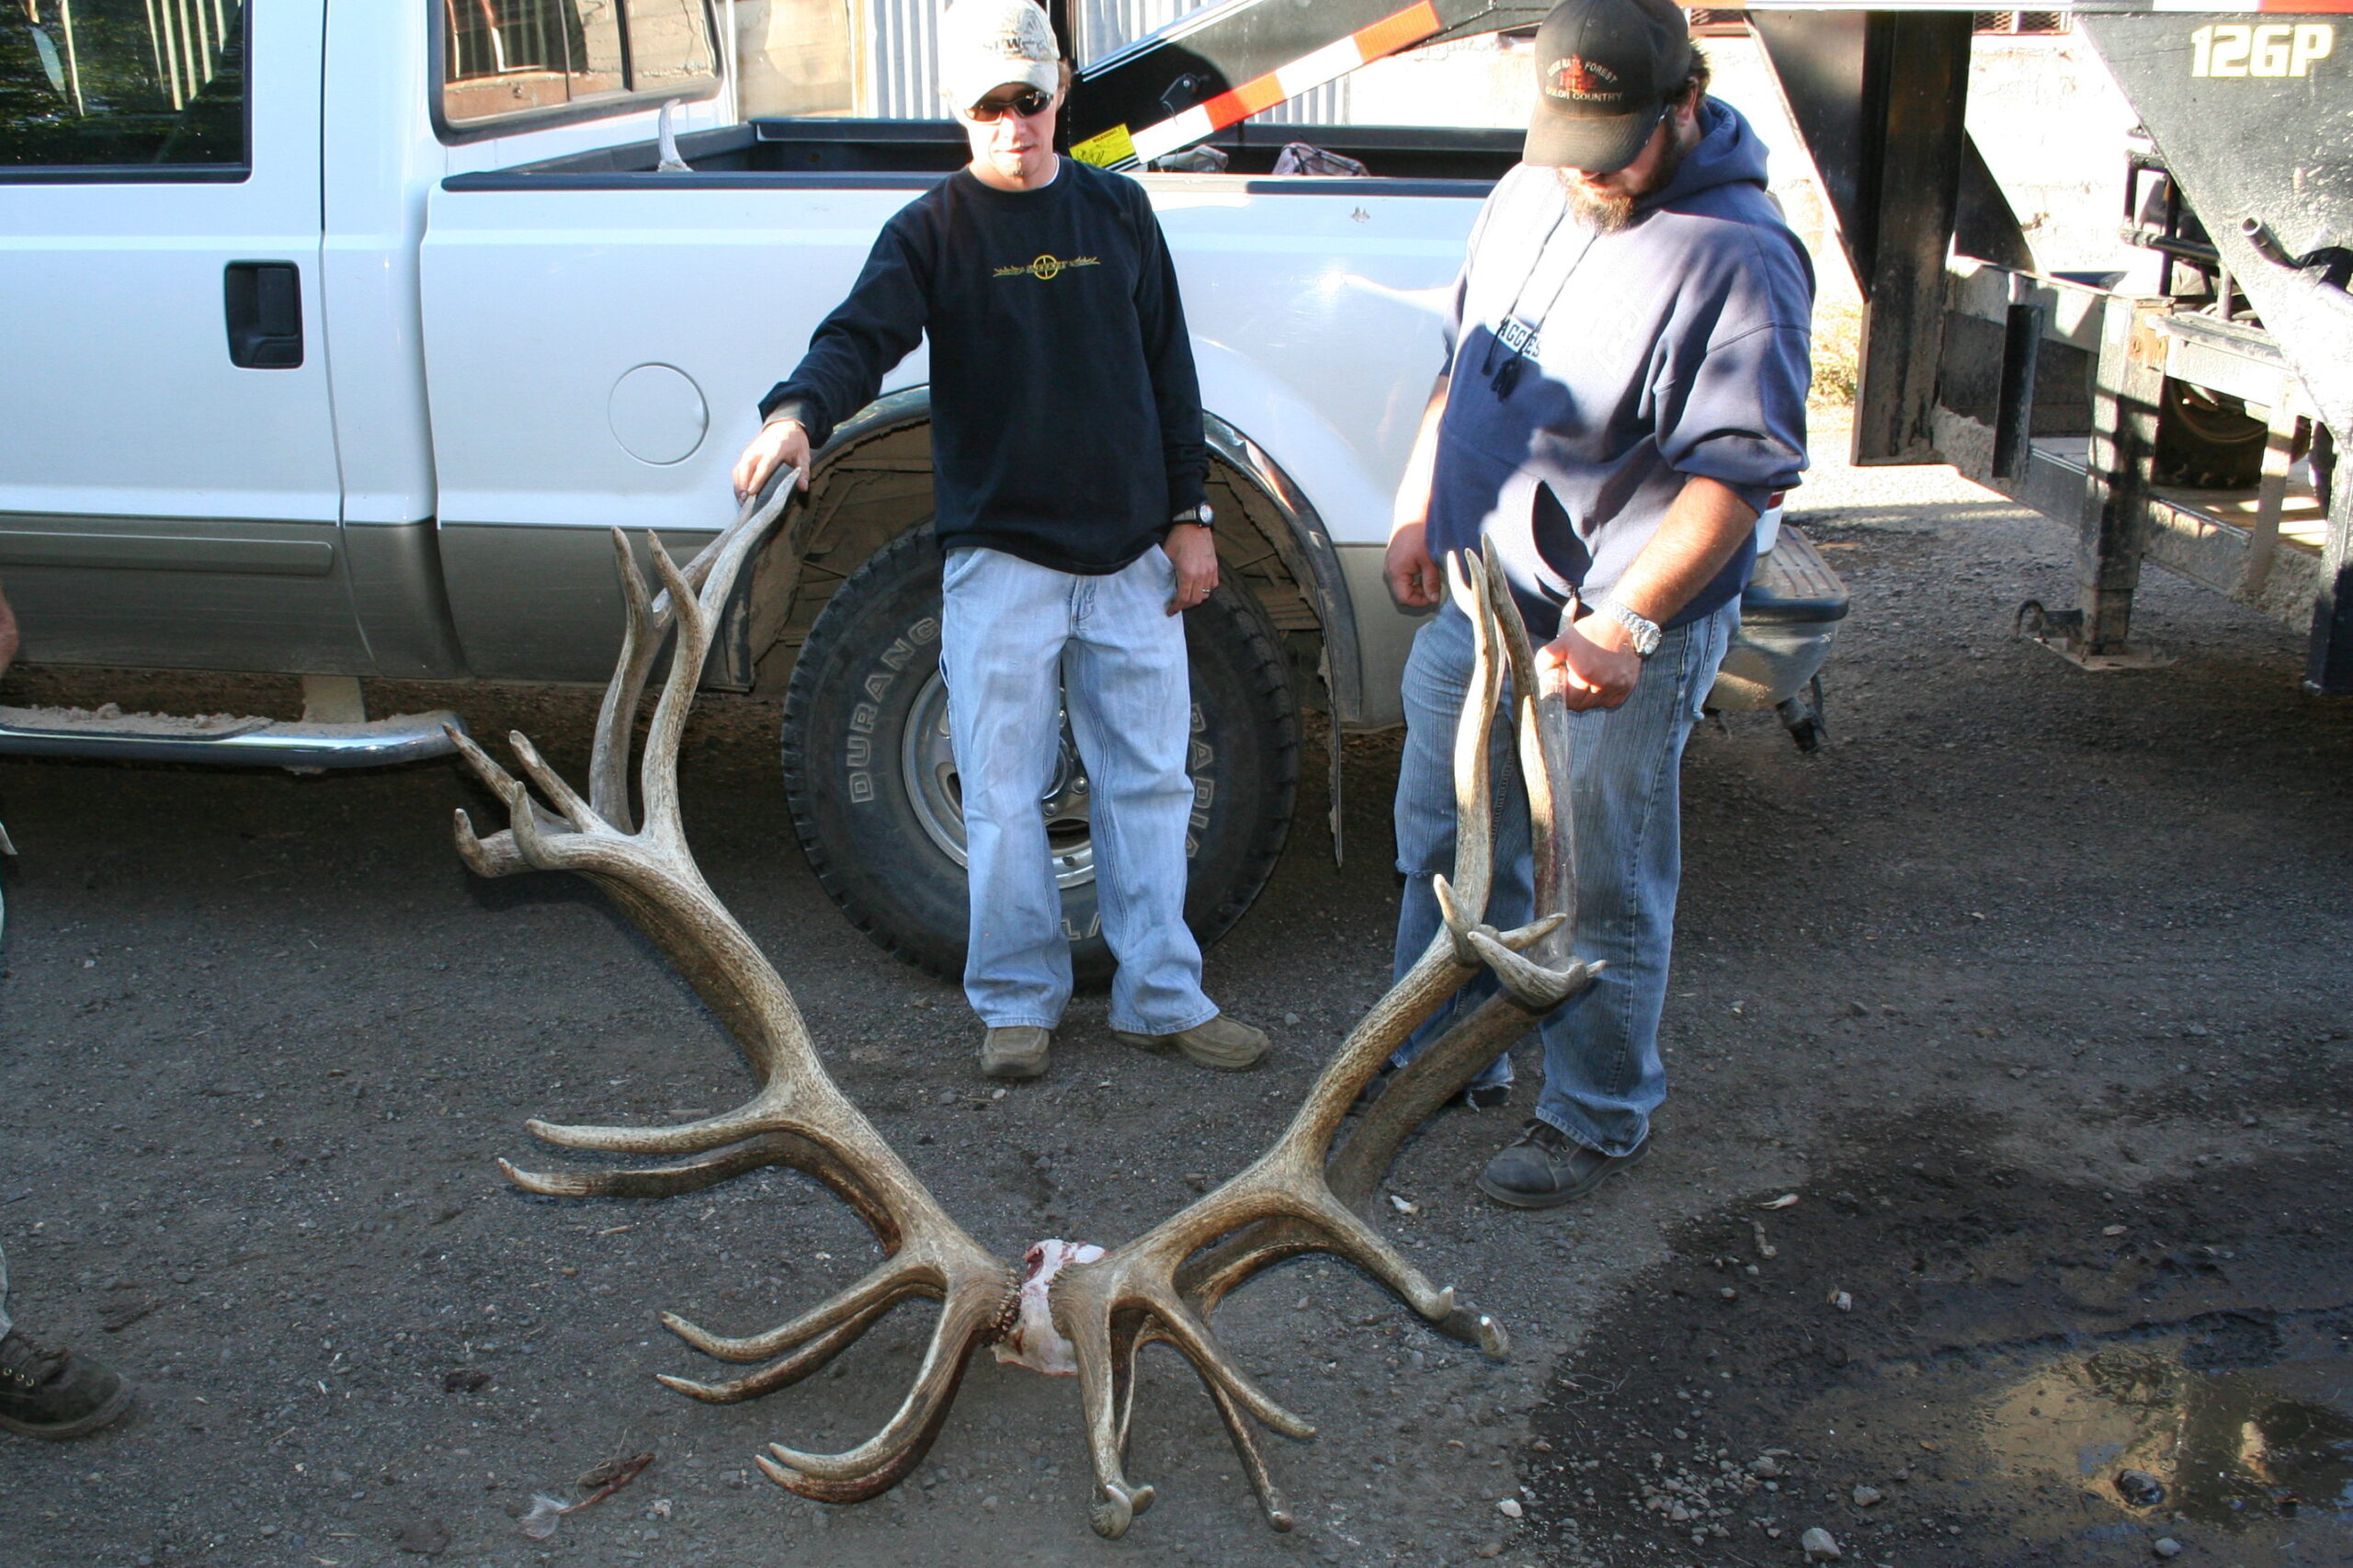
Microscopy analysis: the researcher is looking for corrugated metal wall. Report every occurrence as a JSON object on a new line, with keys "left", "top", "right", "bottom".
{"left": 867, "top": 0, "right": 1351, "bottom": 123}
{"left": 869, "top": 0, "right": 949, "bottom": 118}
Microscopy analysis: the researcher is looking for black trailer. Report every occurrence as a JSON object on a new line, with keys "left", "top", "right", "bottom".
{"left": 1723, "top": 1, "right": 2353, "bottom": 694}
{"left": 1053, "top": 0, "right": 2353, "bottom": 695}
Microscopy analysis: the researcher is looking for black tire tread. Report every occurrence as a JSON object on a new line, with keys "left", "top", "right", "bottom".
{"left": 781, "top": 528, "right": 954, "bottom": 976}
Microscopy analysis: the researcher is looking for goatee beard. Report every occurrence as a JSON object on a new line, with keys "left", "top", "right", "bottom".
{"left": 1561, "top": 178, "right": 1635, "bottom": 233}
{"left": 1554, "top": 131, "right": 1689, "bottom": 234}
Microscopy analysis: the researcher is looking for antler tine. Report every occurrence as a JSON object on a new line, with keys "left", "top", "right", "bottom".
{"left": 496, "top": 1131, "right": 826, "bottom": 1200}
{"left": 587, "top": 527, "right": 662, "bottom": 835}
{"left": 1482, "top": 538, "right": 1578, "bottom": 963}
{"left": 1106, "top": 1312, "right": 1148, "bottom": 1465}
{"left": 1332, "top": 954, "right": 1597, "bottom": 1199}
{"left": 1066, "top": 1299, "right": 1157, "bottom": 1537}
{"left": 587, "top": 489, "right": 779, "bottom": 832}
{"left": 656, "top": 1297, "right": 898, "bottom": 1403}
{"left": 447, "top": 722, "right": 576, "bottom": 879}
{"left": 1442, "top": 549, "right": 1501, "bottom": 936}
{"left": 1088, "top": 1304, "right": 1289, "bottom": 1534}
{"left": 632, "top": 492, "right": 783, "bottom": 848}
{"left": 506, "top": 729, "right": 599, "bottom": 831}
{"left": 521, "top": 1099, "right": 800, "bottom": 1158}
{"left": 665, "top": 1255, "right": 927, "bottom": 1362}
{"left": 757, "top": 1276, "right": 1006, "bottom": 1494}
{"left": 1191, "top": 1356, "right": 1294, "bottom": 1530}
{"left": 632, "top": 531, "right": 705, "bottom": 844}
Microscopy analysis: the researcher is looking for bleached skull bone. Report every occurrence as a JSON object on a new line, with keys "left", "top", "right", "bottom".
{"left": 991, "top": 1239, "right": 1104, "bottom": 1376}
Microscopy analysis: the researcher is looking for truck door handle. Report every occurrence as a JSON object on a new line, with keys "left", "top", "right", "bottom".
{"left": 224, "top": 262, "right": 303, "bottom": 369}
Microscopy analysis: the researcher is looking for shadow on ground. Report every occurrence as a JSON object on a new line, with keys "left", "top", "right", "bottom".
{"left": 1527, "top": 1108, "right": 2353, "bottom": 1567}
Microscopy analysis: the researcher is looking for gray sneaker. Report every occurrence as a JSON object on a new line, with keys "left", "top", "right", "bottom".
{"left": 979, "top": 1026, "right": 1051, "bottom": 1080}
{"left": 1111, "top": 1013, "right": 1270, "bottom": 1072}
{"left": 1475, "top": 1120, "right": 1649, "bottom": 1210}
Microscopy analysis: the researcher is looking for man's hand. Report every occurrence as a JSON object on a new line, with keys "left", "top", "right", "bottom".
{"left": 1537, "top": 613, "right": 1643, "bottom": 711}
{"left": 732, "top": 418, "right": 812, "bottom": 503}
{"left": 1384, "top": 521, "right": 1443, "bottom": 608}
{"left": 1163, "top": 522, "right": 1217, "bottom": 615}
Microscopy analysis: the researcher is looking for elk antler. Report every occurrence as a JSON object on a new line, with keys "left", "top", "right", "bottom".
{"left": 445, "top": 496, "right": 1596, "bottom": 1534}
{"left": 445, "top": 483, "right": 1017, "bottom": 1501}
{"left": 1051, "top": 541, "right": 1601, "bottom": 1537}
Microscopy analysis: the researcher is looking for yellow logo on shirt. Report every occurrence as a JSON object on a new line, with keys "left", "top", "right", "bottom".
{"left": 993, "top": 254, "right": 1100, "bottom": 281}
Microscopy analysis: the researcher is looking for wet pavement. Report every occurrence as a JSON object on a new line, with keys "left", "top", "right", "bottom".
{"left": 1526, "top": 1110, "right": 2353, "bottom": 1567}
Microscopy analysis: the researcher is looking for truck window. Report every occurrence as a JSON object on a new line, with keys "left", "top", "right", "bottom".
{"left": 440, "top": 0, "right": 718, "bottom": 136}
{"left": 0, "top": 0, "right": 246, "bottom": 173}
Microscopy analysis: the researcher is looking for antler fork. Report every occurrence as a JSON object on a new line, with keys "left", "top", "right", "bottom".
{"left": 446, "top": 484, "right": 1017, "bottom": 1501}
{"left": 1051, "top": 541, "right": 1601, "bottom": 1536}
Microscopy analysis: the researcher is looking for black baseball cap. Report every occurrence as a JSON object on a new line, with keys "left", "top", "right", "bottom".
{"left": 1524, "top": 0, "right": 1693, "bottom": 174}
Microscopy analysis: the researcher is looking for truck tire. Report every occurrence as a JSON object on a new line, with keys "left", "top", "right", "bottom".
{"left": 781, "top": 525, "right": 1298, "bottom": 985}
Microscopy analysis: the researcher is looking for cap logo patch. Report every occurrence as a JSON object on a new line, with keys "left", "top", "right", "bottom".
{"left": 1545, "top": 54, "right": 1622, "bottom": 104}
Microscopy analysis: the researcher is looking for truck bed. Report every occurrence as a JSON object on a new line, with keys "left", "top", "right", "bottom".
{"left": 474, "top": 119, "right": 1524, "bottom": 184}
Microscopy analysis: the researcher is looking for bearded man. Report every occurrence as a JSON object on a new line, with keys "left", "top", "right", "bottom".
{"left": 1369, "top": 0, "right": 1813, "bottom": 1207}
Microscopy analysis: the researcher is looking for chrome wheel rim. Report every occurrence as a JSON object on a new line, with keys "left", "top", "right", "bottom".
{"left": 902, "top": 670, "right": 1097, "bottom": 892}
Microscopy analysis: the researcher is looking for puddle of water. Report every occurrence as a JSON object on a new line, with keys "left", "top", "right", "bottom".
{"left": 1983, "top": 1326, "right": 2353, "bottom": 1535}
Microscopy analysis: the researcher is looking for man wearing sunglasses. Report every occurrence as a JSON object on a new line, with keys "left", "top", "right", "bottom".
{"left": 733, "top": 0, "right": 1267, "bottom": 1084}
{"left": 1369, "top": 0, "right": 1813, "bottom": 1208}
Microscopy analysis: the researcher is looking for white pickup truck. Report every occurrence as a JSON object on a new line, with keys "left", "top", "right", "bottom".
{"left": 0, "top": 0, "right": 1845, "bottom": 977}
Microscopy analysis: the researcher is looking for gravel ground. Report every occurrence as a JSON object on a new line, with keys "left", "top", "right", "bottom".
{"left": 0, "top": 431, "right": 2347, "bottom": 1568}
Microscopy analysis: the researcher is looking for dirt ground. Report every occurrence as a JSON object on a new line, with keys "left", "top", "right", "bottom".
{"left": 0, "top": 436, "right": 2347, "bottom": 1568}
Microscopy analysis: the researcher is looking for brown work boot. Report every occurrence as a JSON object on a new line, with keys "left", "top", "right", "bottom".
{"left": 979, "top": 1026, "right": 1051, "bottom": 1080}
{"left": 0, "top": 1328, "right": 133, "bottom": 1440}
{"left": 1112, "top": 1014, "right": 1270, "bottom": 1072}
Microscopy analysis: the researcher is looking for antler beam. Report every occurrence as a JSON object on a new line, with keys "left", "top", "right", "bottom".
{"left": 1048, "top": 542, "right": 1597, "bottom": 1536}
{"left": 448, "top": 483, "right": 1016, "bottom": 1502}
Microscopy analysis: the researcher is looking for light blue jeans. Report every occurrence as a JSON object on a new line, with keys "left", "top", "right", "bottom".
{"left": 940, "top": 544, "right": 1218, "bottom": 1037}
{"left": 1389, "top": 597, "right": 1735, "bottom": 1156}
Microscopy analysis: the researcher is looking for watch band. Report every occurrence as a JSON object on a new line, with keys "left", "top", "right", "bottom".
{"left": 1591, "top": 594, "right": 1663, "bottom": 658}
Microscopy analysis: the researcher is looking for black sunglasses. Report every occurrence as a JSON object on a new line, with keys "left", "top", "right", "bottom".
{"left": 968, "top": 88, "right": 1053, "bottom": 121}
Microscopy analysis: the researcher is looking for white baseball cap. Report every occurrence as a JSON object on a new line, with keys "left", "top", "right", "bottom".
{"left": 938, "top": 0, "right": 1062, "bottom": 112}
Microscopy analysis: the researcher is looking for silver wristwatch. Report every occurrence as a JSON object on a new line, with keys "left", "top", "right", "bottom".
{"left": 1590, "top": 594, "right": 1663, "bottom": 658}
{"left": 1171, "top": 503, "right": 1214, "bottom": 529}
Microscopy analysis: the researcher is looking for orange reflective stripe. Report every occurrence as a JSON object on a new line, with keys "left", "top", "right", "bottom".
{"left": 1357, "top": 0, "right": 1442, "bottom": 60}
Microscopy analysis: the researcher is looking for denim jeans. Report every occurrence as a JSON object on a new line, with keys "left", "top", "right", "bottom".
{"left": 1389, "top": 597, "right": 1735, "bottom": 1156}
{"left": 940, "top": 545, "right": 1217, "bottom": 1037}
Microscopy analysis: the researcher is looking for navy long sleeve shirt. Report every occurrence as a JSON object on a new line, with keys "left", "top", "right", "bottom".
{"left": 760, "top": 159, "right": 1207, "bottom": 575}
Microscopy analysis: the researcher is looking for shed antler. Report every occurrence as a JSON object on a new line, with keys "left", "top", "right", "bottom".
{"left": 444, "top": 494, "right": 1593, "bottom": 1532}
{"left": 446, "top": 485, "right": 1016, "bottom": 1500}
{"left": 1051, "top": 543, "right": 1598, "bottom": 1536}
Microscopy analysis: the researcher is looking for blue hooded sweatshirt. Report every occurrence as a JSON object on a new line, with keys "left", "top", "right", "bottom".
{"left": 1425, "top": 98, "right": 1813, "bottom": 638}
